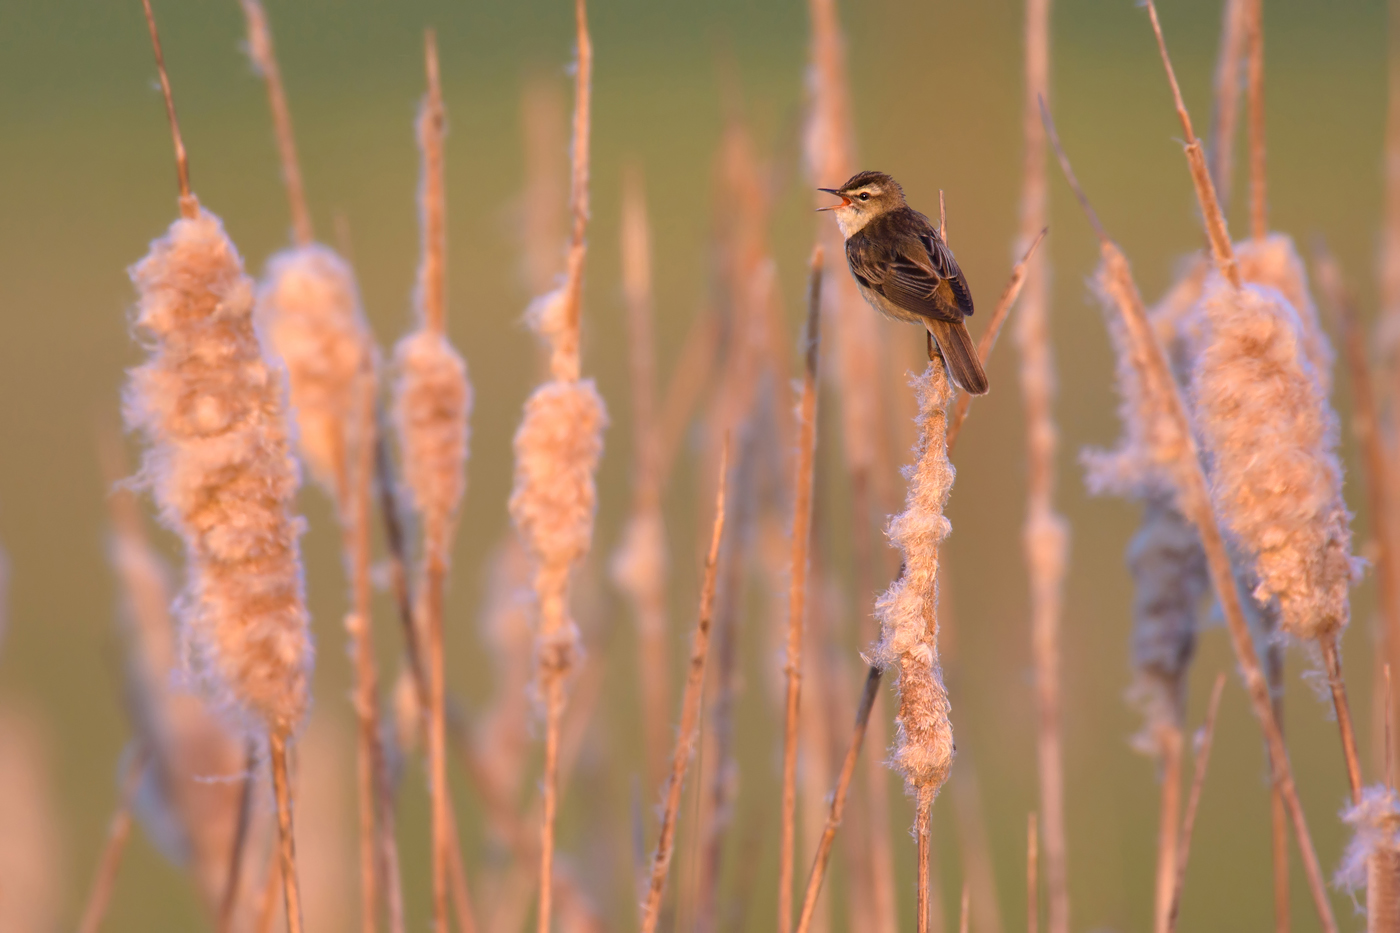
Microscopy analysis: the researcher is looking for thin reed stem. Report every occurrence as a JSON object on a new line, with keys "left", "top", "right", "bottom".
{"left": 256, "top": 847, "right": 282, "bottom": 933}
{"left": 1142, "top": 0, "right": 1240, "bottom": 288}
{"left": 217, "top": 741, "right": 258, "bottom": 933}
{"left": 1246, "top": 0, "right": 1266, "bottom": 242}
{"left": 420, "top": 32, "right": 446, "bottom": 337}
{"left": 77, "top": 747, "right": 145, "bottom": 933}
{"left": 1044, "top": 90, "right": 1339, "bottom": 933}
{"left": 958, "top": 881, "right": 969, "bottom": 933}
{"left": 795, "top": 664, "right": 881, "bottom": 933}
{"left": 1322, "top": 636, "right": 1365, "bottom": 805}
{"left": 916, "top": 790, "right": 934, "bottom": 933}
{"left": 1027, "top": 813, "right": 1038, "bottom": 933}
{"left": 139, "top": 0, "right": 193, "bottom": 217}
{"left": 1018, "top": 2, "right": 1068, "bottom": 929}
{"left": 779, "top": 248, "right": 824, "bottom": 933}
{"left": 1208, "top": 0, "right": 1249, "bottom": 204}
{"left": 427, "top": 554, "right": 451, "bottom": 931}
{"left": 638, "top": 441, "right": 729, "bottom": 933}
{"left": 1152, "top": 726, "right": 1182, "bottom": 933}
{"left": 269, "top": 731, "right": 305, "bottom": 933}
{"left": 1166, "top": 673, "right": 1227, "bottom": 933}
{"left": 239, "top": 0, "right": 312, "bottom": 246}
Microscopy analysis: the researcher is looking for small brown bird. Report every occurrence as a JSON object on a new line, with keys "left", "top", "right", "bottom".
{"left": 819, "top": 171, "right": 988, "bottom": 395}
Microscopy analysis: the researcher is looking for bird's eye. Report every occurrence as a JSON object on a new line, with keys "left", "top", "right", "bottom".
{"left": 858, "top": 192, "right": 870, "bottom": 201}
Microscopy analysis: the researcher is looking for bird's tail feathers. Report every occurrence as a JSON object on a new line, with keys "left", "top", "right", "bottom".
{"left": 928, "top": 319, "right": 989, "bottom": 396}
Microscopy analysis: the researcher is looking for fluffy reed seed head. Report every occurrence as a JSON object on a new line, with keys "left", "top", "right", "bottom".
{"left": 256, "top": 244, "right": 372, "bottom": 500}
{"left": 1187, "top": 274, "right": 1357, "bottom": 641}
{"left": 1336, "top": 785, "right": 1400, "bottom": 908}
{"left": 123, "top": 202, "right": 313, "bottom": 735}
{"left": 1235, "top": 233, "right": 1334, "bottom": 394}
{"left": 509, "top": 379, "right": 608, "bottom": 673}
{"left": 392, "top": 330, "right": 470, "bottom": 558}
{"left": 1125, "top": 495, "right": 1208, "bottom": 735}
{"left": 873, "top": 361, "right": 956, "bottom": 795}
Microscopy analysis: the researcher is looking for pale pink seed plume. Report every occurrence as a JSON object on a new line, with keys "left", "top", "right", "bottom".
{"left": 0, "top": 708, "right": 63, "bottom": 933}
{"left": 1124, "top": 495, "right": 1208, "bottom": 737}
{"left": 255, "top": 244, "right": 372, "bottom": 501}
{"left": 872, "top": 361, "right": 956, "bottom": 795}
{"left": 1235, "top": 234, "right": 1334, "bottom": 394}
{"left": 1187, "top": 274, "right": 1358, "bottom": 642}
{"left": 509, "top": 380, "right": 608, "bottom": 670}
{"left": 107, "top": 493, "right": 247, "bottom": 911}
{"left": 122, "top": 203, "right": 313, "bottom": 735}
{"left": 393, "top": 328, "right": 471, "bottom": 556}
{"left": 1336, "top": 785, "right": 1400, "bottom": 893}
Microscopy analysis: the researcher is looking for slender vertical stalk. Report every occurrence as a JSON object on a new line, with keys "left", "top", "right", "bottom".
{"left": 778, "top": 248, "right": 824, "bottom": 933}
{"left": 916, "top": 790, "right": 934, "bottom": 933}
{"left": 1166, "top": 674, "right": 1227, "bottom": 932}
{"left": 77, "top": 748, "right": 145, "bottom": 933}
{"left": 1152, "top": 726, "right": 1182, "bottom": 933}
{"left": 239, "top": 0, "right": 312, "bottom": 247}
{"left": 638, "top": 443, "right": 729, "bottom": 933}
{"left": 217, "top": 742, "right": 258, "bottom": 933}
{"left": 1246, "top": 0, "right": 1267, "bottom": 242}
{"left": 1018, "top": 2, "right": 1068, "bottom": 931}
{"left": 1207, "top": 0, "right": 1250, "bottom": 204}
{"left": 139, "top": 0, "right": 193, "bottom": 217}
{"left": 270, "top": 732, "right": 305, "bottom": 933}
{"left": 1322, "top": 637, "right": 1365, "bottom": 804}
{"left": 1027, "top": 814, "right": 1039, "bottom": 933}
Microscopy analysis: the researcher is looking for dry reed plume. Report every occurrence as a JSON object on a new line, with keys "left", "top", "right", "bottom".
{"left": 125, "top": 6, "right": 312, "bottom": 931}
{"left": 508, "top": 3, "right": 607, "bottom": 929}
{"left": 391, "top": 31, "right": 474, "bottom": 933}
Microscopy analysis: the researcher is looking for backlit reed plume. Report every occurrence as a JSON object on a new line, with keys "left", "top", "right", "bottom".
{"left": 612, "top": 168, "right": 672, "bottom": 791}
{"left": 239, "top": 3, "right": 401, "bottom": 927}
{"left": 391, "top": 32, "right": 473, "bottom": 933}
{"left": 0, "top": 709, "right": 62, "bottom": 933}
{"left": 101, "top": 451, "right": 250, "bottom": 924}
{"left": 508, "top": 3, "right": 606, "bottom": 929}
{"left": 1044, "top": 23, "right": 1339, "bottom": 920}
{"left": 803, "top": 5, "right": 896, "bottom": 923}
{"left": 873, "top": 357, "right": 957, "bottom": 933}
{"left": 638, "top": 445, "right": 728, "bottom": 933}
{"left": 1337, "top": 786, "right": 1400, "bottom": 932}
{"left": 1016, "top": 2, "right": 1070, "bottom": 930}
{"left": 125, "top": 6, "right": 311, "bottom": 927}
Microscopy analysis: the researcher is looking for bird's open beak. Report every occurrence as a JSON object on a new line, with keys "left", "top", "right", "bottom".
{"left": 816, "top": 187, "right": 849, "bottom": 211}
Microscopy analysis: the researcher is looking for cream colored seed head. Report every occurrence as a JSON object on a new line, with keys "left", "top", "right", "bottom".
{"left": 256, "top": 244, "right": 371, "bottom": 499}
{"left": 1188, "top": 275, "right": 1358, "bottom": 642}
{"left": 123, "top": 203, "right": 313, "bottom": 734}
{"left": 393, "top": 329, "right": 471, "bottom": 557}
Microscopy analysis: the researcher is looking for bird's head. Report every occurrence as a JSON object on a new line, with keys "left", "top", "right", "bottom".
{"left": 818, "top": 171, "right": 906, "bottom": 236}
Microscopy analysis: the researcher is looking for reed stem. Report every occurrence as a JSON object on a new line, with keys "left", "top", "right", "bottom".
{"left": 139, "top": 0, "right": 193, "bottom": 217}
{"left": 638, "top": 441, "right": 729, "bottom": 933}
{"left": 1152, "top": 726, "right": 1182, "bottom": 933}
{"left": 1027, "top": 813, "right": 1038, "bottom": 933}
{"left": 217, "top": 741, "right": 258, "bottom": 933}
{"left": 916, "top": 790, "right": 934, "bottom": 933}
{"left": 77, "top": 747, "right": 145, "bottom": 933}
{"left": 1166, "top": 673, "right": 1227, "bottom": 932}
{"left": 269, "top": 731, "right": 305, "bottom": 933}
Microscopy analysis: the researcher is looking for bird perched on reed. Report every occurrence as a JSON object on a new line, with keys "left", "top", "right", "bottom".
{"left": 820, "top": 171, "right": 988, "bottom": 395}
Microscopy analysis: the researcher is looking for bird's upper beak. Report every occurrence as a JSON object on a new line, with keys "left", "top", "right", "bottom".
{"left": 817, "top": 187, "right": 849, "bottom": 211}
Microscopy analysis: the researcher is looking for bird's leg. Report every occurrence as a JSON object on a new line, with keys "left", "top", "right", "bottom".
{"left": 926, "top": 329, "right": 936, "bottom": 363}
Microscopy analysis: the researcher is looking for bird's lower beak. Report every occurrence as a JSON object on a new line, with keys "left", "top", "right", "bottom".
{"left": 816, "top": 187, "right": 849, "bottom": 211}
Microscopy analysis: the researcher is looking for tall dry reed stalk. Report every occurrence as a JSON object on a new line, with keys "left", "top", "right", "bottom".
{"left": 77, "top": 748, "right": 145, "bottom": 933}
{"left": 803, "top": 2, "right": 898, "bottom": 925}
{"left": 239, "top": 6, "right": 401, "bottom": 926}
{"left": 1016, "top": 5, "right": 1070, "bottom": 930}
{"left": 1379, "top": 0, "right": 1400, "bottom": 786}
{"left": 1042, "top": 65, "right": 1337, "bottom": 929}
{"left": 779, "top": 248, "right": 823, "bottom": 933}
{"left": 612, "top": 168, "right": 672, "bottom": 792}
{"left": 1207, "top": 0, "right": 1249, "bottom": 204}
{"left": 1338, "top": 788, "right": 1400, "bottom": 932}
{"left": 0, "top": 710, "right": 62, "bottom": 933}
{"left": 508, "top": 5, "right": 606, "bottom": 929}
{"left": 391, "top": 31, "right": 474, "bottom": 933}
{"left": 127, "top": 8, "right": 312, "bottom": 929}
{"left": 638, "top": 444, "right": 728, "bottom": 933}
{"left": 1164, "top": 673, "right": 1227, "bottom": 933}
{"left": 873, "top": 356, "right": 958, "bottom": 933}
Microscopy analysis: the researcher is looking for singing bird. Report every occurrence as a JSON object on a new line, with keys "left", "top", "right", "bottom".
{"left": 819, "top": 171, "right": 988, "bottom": 395}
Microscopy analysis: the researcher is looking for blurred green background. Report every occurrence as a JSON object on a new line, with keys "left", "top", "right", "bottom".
{"left": 0, "top": 0, "right": 1392, "bottom": 930}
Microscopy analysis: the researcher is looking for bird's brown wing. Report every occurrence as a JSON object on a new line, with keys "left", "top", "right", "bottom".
{"left": 846, "top": 209, "right": 973, "bottom": 324}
